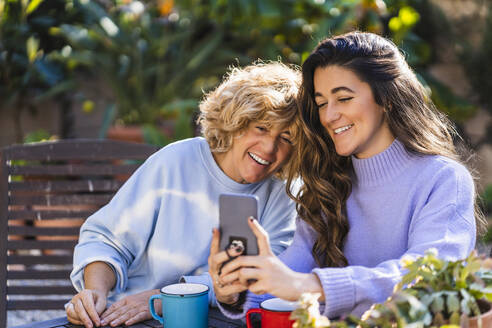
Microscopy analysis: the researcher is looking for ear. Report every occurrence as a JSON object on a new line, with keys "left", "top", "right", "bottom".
{"left": 383, "top": 102, "right": 392, "bottom": 113}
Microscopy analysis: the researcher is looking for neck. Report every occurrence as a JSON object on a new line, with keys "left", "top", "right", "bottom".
{"left": 211, "top": 151, "right": 248, "bottom": 184}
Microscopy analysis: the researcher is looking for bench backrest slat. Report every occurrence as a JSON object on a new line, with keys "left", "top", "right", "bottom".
{"left": 0, "top": 139, "right": 158, "bottom": 326}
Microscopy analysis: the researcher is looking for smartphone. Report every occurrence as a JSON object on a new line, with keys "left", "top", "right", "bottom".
{"left": 219, "top": 193, "right": 259, "bottom": 256}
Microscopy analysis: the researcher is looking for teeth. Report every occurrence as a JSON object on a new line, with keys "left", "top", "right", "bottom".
{"left": 334, "top": 124, "right": 353, "bottom": 134}
{"left": 249, "top": 152, "right": 271, "bottom": 165}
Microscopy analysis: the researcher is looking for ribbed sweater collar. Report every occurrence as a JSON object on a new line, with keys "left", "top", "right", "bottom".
{"left": 351, "top": 139, "right": 415, "bottom": 187}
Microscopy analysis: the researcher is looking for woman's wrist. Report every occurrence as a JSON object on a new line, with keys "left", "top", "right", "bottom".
{"left": 293, "top": 273, "right": 324, "bottom": 301}
{"left": 219, "top": 292, "right": 245, "bottom": 313}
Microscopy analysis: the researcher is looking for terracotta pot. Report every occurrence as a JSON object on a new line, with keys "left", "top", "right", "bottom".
{"left": 468, "top": 300, "right": 492, "bottom": 328}
{"left": 107, "top": 123, "right": 176, "bottom": 143}
{"left": 107, "top": 125, "right": 145, "bottom": 143}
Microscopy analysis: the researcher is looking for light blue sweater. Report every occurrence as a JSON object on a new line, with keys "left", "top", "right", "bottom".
{"left": 221, "top": 139, "right": 476, "bottom": 319}
{"left": 71, "top": 137, "right": 297, "bottom": 303}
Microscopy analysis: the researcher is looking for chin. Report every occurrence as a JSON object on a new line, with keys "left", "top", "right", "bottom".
{"left": 335, "top": 149, "right": 353, "bottom": 157}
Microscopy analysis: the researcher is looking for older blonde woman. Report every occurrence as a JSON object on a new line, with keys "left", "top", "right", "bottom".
{"left": 65, "top": 62, "right": 301, "bottom": 328}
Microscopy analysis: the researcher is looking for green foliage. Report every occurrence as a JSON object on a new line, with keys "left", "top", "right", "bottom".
{"left": 0, "top": 0, "right": 85, "bottom": 141}
{"left": 461, "top": 5, "right": 492, "bottom": 114}
{"left": 420, "top": 73, "right": 477, "bottom": 123}
{"left": 291, "top": 250, "right": 492, "bottom": 327}
{"left": 23, "top": 128, "right": 52, "bottom": 143}
{"left": 0, "top": 0, "right": 481, "bottom": 147}
{"left": 483, "top": 185, "right": 492, "bottom": 213}
{"left": 385, "top": 0, "right": 478, "bottom": 125}
{"left": 0, "top": 0, "right": 65, "bottom": 106}
{"left": 55, "top": 0, "right": 394, "bottom": 145}
{"left": 481, "top": 184, "right": 492, "bottom": 243}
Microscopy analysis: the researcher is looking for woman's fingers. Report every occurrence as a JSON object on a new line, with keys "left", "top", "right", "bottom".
{"left": 82, "top": 295, "right": 101, "bottom": 327}
{"left": 100, "top": 299, "right": 121, "bottom": 320}
{"left": 210, "top": 228, "right": 220, "bottom": 255}
{"left": 209, "top": 229, "right": 229, "bottom": 274}
{"left": 247, "top": 217, "right": 273, "bottom": 255}
{"left": 100, "top": 305, "right": 122, "bottom": 325}
{"left": 248, "top": 279, "right": 268, "bottom": 295}
{"left": 101, "top": 300, "right": 132, "bottom": 326}
{"left": 217, "top": 281, "right": 249, "bottom": 295}
{"left": 74, "top": 298, "right": 96, "bottom": 328}
{"left": 109, "top": 306, "right": 134, "bottom": 327}
{"left": 94, "top": 292, "right": 106, "bottom": 316}
{"left": 66, "top": 303, "right": 84, "bottom": 326}
{"left": 125, "top": 310, "right": 150, "bottom": 326}
{"left": 66, "top": 290, "right": 105, "bottom": 328}
{"left": 219, "top": 255, "right": 265, "bottom": 277}
{"left": 100, "top": 290, "right": 155, "bottom": 326}
{"left": 220, "top": 266, "right": 260, "bottom": 286}
{"left": 209, "top": 228, "right": 244, "bottom": 276}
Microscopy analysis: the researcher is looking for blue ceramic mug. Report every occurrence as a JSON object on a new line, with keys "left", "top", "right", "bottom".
{"left": 149, "top": 283, "right": 209, "bottom": 328}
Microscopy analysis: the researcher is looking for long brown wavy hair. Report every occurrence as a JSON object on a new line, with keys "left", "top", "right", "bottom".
{"left": 286, "top": 31, "right": 486, "bottom": 268}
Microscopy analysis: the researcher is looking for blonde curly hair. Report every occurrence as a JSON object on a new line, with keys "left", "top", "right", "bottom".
{"left": 197, "top": 61, "right": 301, "bottom": 178}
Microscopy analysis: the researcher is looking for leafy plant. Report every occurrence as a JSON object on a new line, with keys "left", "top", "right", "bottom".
{"left": 461, "top": 3, "right": 492, "bottom": 148}
{"left": 0, "top": 0, "right": 80, "bottom": 142}
{"left": 291, "top": 250, "right": 492, "bottom": 327}
{"left": 57, "top": 0, "right": 235, "bottom": 143}
{"left": 56, "top": 0, "right": 396, "bottom": 145}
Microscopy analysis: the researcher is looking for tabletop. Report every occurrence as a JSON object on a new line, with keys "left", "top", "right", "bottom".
{"left": 12, "top": 307, "right": 246, "bottom": 328}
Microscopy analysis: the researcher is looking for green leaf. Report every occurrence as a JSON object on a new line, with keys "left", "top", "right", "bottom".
{"left": 447, "top": 293, "right": 460, "bottom": 313}
{"left": 460, "top": 289, "right": 473, "bottom": 315}
{"left": 33, "top": 80, "right": 76, "bottom": 102}
{"left": 174, "top": 108, "right": 193, "bottom": 141}
{"left": 431, "top": 295, "right": 444, "bottom": 313}
{"left": 99, "top": 104, "right": 117, "bottom": 139}
{"left": 26, "top": 36, "right": 39, "bottom": 63}
{"left": 449, "top": 311, "right": 461, "bottom": 325}
{"left": 142, "top": 124, "right": 172, "bottom": 147}
{"left": 186, "top": 32, "right": 223, "bottom": 70}
{"left": 26, "top": 0, "right": 44, "bottom": 15}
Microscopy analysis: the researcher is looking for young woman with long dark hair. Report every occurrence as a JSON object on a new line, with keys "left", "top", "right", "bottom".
{"left": 210, "top": 31, "right": 485, "bottom": 319}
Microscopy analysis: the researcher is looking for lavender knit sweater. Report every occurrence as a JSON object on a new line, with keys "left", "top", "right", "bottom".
{"left": 220, "top": 139, "right": 476, "bottom": 319}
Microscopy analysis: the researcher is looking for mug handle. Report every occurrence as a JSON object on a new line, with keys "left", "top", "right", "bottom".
{"left": 246, "top": 308, "right": 261, "bottom": 328}
{"left": 148, "top": 294, "right": 164, "bottom": 324}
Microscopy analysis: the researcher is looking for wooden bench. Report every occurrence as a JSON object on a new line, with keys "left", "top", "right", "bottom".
{"left": 0, "top": 139, "right": 159, "bottom": 327}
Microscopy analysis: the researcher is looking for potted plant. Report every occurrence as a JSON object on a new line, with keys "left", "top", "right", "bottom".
{"left": 291, "top": 249, "right": 492, "bottom": 328}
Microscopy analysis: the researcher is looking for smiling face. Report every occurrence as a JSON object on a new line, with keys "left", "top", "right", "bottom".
{"left": 313, "top": 65, "right": 394, "bottom": 158}
{"left": 213, "top": 122, "right": 293, "bottom": 184}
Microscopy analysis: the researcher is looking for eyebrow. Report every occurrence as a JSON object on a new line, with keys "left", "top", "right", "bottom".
{"left": 314, "top": 86, "right": 355, "bottom": 98}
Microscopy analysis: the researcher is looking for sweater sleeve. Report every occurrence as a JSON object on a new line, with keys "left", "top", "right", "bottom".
{"left": 313, "top": 162, "right": 476, "bottom": 319}
{"left": 70, "top": 153, "right": 163, "bottom": 297}
{"left": 259, "top": 181, "right": 297, "bottom": 256}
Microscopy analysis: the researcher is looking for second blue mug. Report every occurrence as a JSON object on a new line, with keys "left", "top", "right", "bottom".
{"left": 149, "top": 283, "right": 209, "bottom": 328}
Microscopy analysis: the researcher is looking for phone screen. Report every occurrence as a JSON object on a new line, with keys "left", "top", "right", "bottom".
{"left": 219, "top": 193, "right": 259, "bottom": 256}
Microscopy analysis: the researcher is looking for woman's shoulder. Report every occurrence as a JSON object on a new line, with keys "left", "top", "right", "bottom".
{"left": 147, "top": 137, "right": 205, "bottom": 161}
{"left": 410, "top": 154, "right": 474, "bottom": 204}
{"left": 416, "top": 154, "right": 472, "bottom": 182}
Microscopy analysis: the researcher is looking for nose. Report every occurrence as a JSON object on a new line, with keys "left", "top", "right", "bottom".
{"left": 262, "top": 136, "right": 278, "bottom": 154}
{"left": 319, "top": 104, "right": 341, "bottom": 127}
